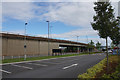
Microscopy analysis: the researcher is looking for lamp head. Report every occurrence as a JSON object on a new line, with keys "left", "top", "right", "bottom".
{"left": 25, "top": 23, "right": 28, "bottom": 25}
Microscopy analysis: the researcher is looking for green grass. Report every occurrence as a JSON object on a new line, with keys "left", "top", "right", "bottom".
{"left": 78, "top": 55, "right": 120, "bottom": 79}
{"left": 78, "top": 58, "right": 106, "bottom": 78}
{"left": 2, "top": 52, "right": 96, "bottom": 64}
{"left": 94, "top": 52, "right": 103, "bottom": 53}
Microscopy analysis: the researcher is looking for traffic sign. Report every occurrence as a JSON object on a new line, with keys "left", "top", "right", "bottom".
{"left": 24, "top": 45, "right": 27, "bottom": 48}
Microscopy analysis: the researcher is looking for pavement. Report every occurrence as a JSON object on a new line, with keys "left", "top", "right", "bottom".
{"left": 1, "top": 53, "right": 106, "bottom": 78}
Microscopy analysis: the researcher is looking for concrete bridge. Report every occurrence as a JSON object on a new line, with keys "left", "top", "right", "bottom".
{"left": 1, "top": 33, "right": 89, "bottom": 59}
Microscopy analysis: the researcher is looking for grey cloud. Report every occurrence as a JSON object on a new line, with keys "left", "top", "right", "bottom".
{"left": 2, "top": 2, "right": 36, "bottom": 21}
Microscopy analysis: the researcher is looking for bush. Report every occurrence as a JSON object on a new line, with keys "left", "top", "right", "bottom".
{"left": 78, "top": 55, "right": 120, "bottom": 79}
{"left": 78, "top": 58, "right": 106, "bottom": 78}
{"left": 101, "top": 64, "right": 120, "bottom": 79}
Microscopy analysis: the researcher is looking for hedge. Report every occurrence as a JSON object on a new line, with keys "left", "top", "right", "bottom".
{"left": 78, "top": 58, "right": 106, "bottom": 78}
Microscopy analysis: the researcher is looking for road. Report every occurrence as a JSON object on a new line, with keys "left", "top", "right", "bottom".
{"left": 1, "top": 53, "right": 106, "bottom": 79}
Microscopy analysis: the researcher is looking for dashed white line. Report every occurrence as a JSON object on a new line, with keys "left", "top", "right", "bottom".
{"left": 61, "top": 59, "right": 80, "bottom": 64}
{"left": 0, "top": 69, "right": 11, "bottom": 74}
{"left": 62, "top": 63, "right": 78, "bottom": 70}
{"left": 12, "top": 64, "right": 33, "bottom": 70}
{"left": 26, "top": 63, "right": 47, "bottom": 66}
{"left": 40, "top": 62, "right": 59, "bottom": 64}
{"left": 68, "top": 59, "right": 79, "bottom": 62}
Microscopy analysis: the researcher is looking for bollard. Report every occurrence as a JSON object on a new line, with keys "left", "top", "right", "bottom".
{"left": 24, "top": 54, "right": 27, "bottom": 60}
{"left": 2, "top": 56, "right": 4, "bottom": 60}
{"left": 12, "top": 56, "right": 13, "bottom": 59}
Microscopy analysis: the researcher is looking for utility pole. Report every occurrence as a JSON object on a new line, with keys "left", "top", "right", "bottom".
{"left": 46, "top": 21, "right": 50, "bottom": 56}
{"left": 24, "top": 22, "right": 27, "bottom": 60}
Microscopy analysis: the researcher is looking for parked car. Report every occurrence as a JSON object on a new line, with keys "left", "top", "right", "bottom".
{"left": 108, "top": 50, "right": 112, "bottom": 53}
{"left": 104, "top": 50, "right": 112, "bottom": 53}
{"left": 112, "top": 47, "right": 120, "bottom": 55}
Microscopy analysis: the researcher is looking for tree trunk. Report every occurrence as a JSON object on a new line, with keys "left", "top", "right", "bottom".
{"left": 117, "top": 45, "right": 119, "bottom": 56}
{"left": 106, "top": 37, "right": 109, "bottom": 73}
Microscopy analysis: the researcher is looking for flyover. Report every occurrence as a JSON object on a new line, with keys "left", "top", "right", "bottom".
{"left": 1, "top": 33, "right": 88, "bottom": 59}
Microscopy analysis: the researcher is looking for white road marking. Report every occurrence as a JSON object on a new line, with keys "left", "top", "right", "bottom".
{"left": 26, "top": 63, "right": 47, "bottom": 66}
{"left": 68, "top": 59, "right": 79, "bottom": 62}
{"left": 0, "top": 69, "right": 11, "bottom": 74}
{"left": 40, "top": 62, "right": 59, "bottom": 64}
{"left": 62, "top": 63, "right": 78, "bottom": 70}
{"left": 12, "top": 64, "right": 33, "bottom": 70}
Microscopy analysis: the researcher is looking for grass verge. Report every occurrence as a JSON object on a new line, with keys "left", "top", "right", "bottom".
{"left": 78, "top": 55, "right": 120, "bottom": 79}
{"left": 2, "top": 52, "right": 96, "bottom": 64}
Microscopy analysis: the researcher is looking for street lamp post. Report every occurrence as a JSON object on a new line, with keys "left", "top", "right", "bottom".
{"left": 76, "top": 36, "right": 79, "bottom": 53}
{"left": 76, "top": 36, "right": 79, "bottom": 42}
{"left": 50, "top": 26, "right": 53, "bottom": 38}
{"left": 46, "top": 21, "right": 50, "bottom": 56}
{"left": 86, "top": 35, "right": 89, "bottom": 53}
{"left": 86, "top": 35, "right": 88, "bottom": 44}
{"left": 24, "top": 22, "right": 27, "bottom": 60}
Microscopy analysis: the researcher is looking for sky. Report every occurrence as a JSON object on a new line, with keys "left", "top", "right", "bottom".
{"left": 1, "top": 0, "right": 120, "bottom": 46}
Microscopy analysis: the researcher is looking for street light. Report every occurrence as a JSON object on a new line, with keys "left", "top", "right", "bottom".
{"left": 74, "top": 35, "right": 79, "bottom": 53}
{"left": 86, "top": 35, "right": 88, "bottom": 44}
{"left": 86, "top": 35, "right": 89, "bottom": 53}
{"left": 50, "top": 26, "right": 53, "bottom": 38}
{"left": 24, "top": 22, "right": 27, "bottom": 60}
{"left": 76, "top": 36, "right": 79, "bottom": 42}
{"left": 46, "top": 21, "right": 50, "bottom": 56}
{"left": 76, "top": 36, "right": 79, "bottom": 53}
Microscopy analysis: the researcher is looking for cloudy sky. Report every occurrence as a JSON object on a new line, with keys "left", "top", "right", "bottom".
{"left": 1, "top": 0, "right": 120, "bottom": 46}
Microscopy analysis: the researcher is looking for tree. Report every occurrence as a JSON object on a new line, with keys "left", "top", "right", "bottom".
{"left": 110, "top": 42, "right": 116, "bottom": 49}
{"left": 109, "top": 17, "right": 120, "bottom": 54}
{"left": 88, "top": 40, "right": 95, "bottom": 52}
{"left": 91, "top": 0, "right": 116, "bottom": 72}
{"left": 96, "top": 41, "right": 101, "bottom": 50}
{"left": 109, "top": 17, "right": 120, "bottom": 46}
{"left": 88, "top": 40, "right": 95, "bottom": 47}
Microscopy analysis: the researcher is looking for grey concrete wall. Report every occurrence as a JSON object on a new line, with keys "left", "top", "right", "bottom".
{"left": 0, "top": 36, "right": 2, "bottom": 56}
{"left": 2, "top": 38, "right": 59, "bottom": 57}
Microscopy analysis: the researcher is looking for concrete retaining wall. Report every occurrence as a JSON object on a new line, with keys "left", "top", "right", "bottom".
{"left": 2, "top": 38, "right": 59, "bottom": 57}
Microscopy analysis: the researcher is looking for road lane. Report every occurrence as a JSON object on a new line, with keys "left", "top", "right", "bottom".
{"left": 2, "top": 53, "right": 106, "bottom": 78}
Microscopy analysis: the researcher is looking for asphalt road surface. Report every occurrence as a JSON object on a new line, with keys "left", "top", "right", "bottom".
{"left": 1, "top": 53, "right": 106, "bottom": 78}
